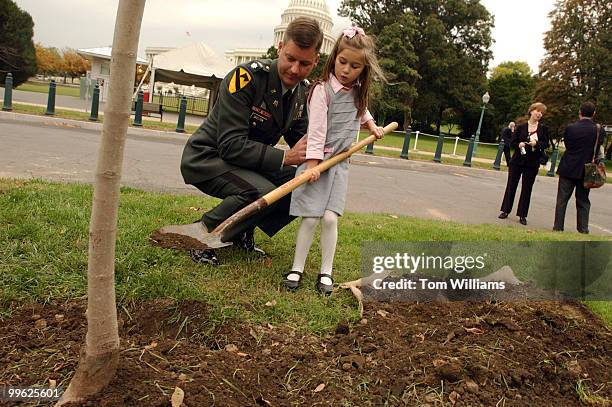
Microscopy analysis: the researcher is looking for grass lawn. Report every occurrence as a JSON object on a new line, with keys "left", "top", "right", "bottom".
{"left": 16, "top": 81, "right": 81, "bottom": 98}
{"left": 358, "top": 130, "right": 502, "bottom": 160}
{"left": 1, "top": 179, "right": 609, "bottom": 332}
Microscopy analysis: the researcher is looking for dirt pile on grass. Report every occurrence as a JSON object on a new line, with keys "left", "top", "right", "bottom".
{"left": 1, "top": 299, "right": 610, "bottom": 406}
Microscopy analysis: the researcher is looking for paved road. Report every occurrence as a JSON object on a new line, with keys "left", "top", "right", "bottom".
{"left": 1, "top": 117, "right": 611, "bottom": 235}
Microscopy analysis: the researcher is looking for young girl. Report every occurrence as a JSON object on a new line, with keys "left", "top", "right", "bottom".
{"left": 284, "top": 26, "right": 386, "bottom": 295}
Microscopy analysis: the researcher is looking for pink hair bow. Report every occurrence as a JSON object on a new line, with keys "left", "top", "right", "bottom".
{"left": 343, "top": 25, "right": 365, "bottom": 39}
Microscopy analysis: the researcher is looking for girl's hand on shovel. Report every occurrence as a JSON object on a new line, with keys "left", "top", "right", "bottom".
{"left": 305, "top": 159, "right": 321, "bottom": 183}
{"left": 372, "top": 126, "right": 385, "bottom": 139}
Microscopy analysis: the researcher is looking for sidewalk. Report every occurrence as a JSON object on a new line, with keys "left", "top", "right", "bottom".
{"left": 0, "top": 88, "right": 204, "bottom": 127}
{"left": 369, "top": 144, "right": 500, "bottom": 165}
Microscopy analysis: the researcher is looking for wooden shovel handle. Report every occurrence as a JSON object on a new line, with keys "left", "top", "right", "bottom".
{"left": 213, "top": 122, "right": 398, "bottom": 236}
{"left": 261, "top": 122, "right": 398, "bottom": 205}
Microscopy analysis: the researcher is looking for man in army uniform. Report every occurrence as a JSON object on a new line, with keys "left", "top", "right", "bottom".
{"left": 175, "top": 17, "right": 323, "bottom": 265}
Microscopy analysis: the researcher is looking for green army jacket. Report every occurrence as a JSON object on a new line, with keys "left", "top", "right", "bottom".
{"left": 180, "top": 59, "right": 309, "bottom": 184}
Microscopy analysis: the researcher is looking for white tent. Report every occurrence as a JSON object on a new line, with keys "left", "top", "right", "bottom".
{"left": 151, "top": 42, "right": 234, "bottom": 90}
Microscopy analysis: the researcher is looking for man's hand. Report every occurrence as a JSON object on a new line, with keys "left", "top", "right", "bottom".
{"left": 283, "top": 136, "right": 307, "bottom": 166}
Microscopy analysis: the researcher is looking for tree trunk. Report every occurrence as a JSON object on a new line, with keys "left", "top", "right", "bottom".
{"left": 56, "top": 0, "right": 146, "bottom": 405}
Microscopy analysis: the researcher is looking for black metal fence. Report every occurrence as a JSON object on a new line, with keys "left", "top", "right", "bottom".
{"left": 151, "top": 92, "right": 210, "bottom": 116}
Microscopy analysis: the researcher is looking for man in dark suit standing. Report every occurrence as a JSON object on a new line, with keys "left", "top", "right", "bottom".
{"left": 500, "top": 121, "right": 515, "bottom": 166}
{"left": 553, "top": 101, "right": 606, "bottom": 234}
{"left": 162, "top": 18, "right": 323, "bottom": 265}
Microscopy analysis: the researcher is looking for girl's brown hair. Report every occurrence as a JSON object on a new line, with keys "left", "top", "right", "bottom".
{"left": 319, "top": 30, "right": 386, "bottom": 117}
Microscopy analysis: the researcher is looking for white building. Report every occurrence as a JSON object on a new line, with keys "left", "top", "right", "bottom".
{"left": 77, "top": 47, "right": 148, "bottom": 102}
{"left": 224, "top": 48, "right": 268, "bottom": 66}
{"left": 225, "top": 0, "right": 336, "bottom": 66}
{"left": 273, "top": 0, "right": 335, "bottom": 54}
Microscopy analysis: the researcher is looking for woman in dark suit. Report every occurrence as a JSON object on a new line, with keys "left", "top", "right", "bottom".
{"left": 498, "top": 102, "right": 550, "bottom": 225}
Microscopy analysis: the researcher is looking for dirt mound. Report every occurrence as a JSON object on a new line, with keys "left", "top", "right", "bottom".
{"left": 1, "top": 300, "right": 610, "bottom": 406}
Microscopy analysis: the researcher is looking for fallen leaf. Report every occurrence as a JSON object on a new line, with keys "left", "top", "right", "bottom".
{"left": 314, "top": 383, "right": 326, "bottom": 392}
{"left": 145, "top": 341, "right": 158, "bottom": 350}
{"left": 237, "top": 352, "right": 249, "bottom": 357}
{"left": 464, "top": 327, "right": 485, "bottom": 335}
{"left": 377, "top": 309, "right": 389, "bottom": 317}
{"left": 178, "top": 373, "right": 187, "bottom": 381}
{"left": 49, "top": 379, "right": 57, "bottom": 388}
{"left": 449, "top": 390, "right": 460, "bottom": 405}
{"left": 250, "top": 328, "right": 259, "bottom": 341}
{"left": 433, "top": 359, "right": 447, "bottom": 367}
{"left": 225, "top": 344, "right": 238, "bottom": 353}
{"left": 34, "top": 319, "right": 47, "bottom": 329}
{"left": 171, "top": 386, "right": 184, "bottom": 407}
{"left": 265, "top": 300, "right": 277, "bottom": 307}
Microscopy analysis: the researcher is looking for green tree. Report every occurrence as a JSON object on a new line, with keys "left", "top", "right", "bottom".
{"left": 376, "top": 14, "right": 420, "bottom": 128}
{"left": 0, "top": 0, "right": 36, "bottom": 87}
{"left": 339, "top": 0, "right": 493, "bottom": 136}
{"left": 261, "top": 45, "right": 278, "bottom": 60}
{"left": 488, "top": 61, "right": 537, "bottom": 138}
{"left": 535, "top": 0, "right": 611, "bottom": 139}
{"left": 261, "top": 45, "right": 328, "bottom": 82}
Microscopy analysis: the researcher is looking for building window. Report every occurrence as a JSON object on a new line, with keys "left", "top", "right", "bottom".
{"left": 100, "top": 61, "right": 110, "bottom": 75}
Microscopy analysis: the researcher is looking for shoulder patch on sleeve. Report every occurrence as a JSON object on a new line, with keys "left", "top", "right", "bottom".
{"left": 228, "top": 67, "right": 253, "bottom": 94}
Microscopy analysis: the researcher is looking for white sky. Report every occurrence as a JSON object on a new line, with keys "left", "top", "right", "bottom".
{"left": 14, "top": 0, "right": 554, "bottom": 73}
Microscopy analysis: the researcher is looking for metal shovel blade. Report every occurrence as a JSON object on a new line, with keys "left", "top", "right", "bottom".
{"left": 150, "top": 222, "right": 233, "bottom": 250}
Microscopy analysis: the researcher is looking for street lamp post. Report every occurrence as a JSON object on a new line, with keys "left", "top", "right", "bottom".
{"left": 472, "top": 91, "right": 490, "bottom": 157}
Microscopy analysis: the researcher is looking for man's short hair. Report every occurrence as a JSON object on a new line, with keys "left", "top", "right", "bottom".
{"left": 283, "top": 17, "right": 323, "bottom": 52}
{"left": 580, "top": 101, "right": 596, "bottom": 118}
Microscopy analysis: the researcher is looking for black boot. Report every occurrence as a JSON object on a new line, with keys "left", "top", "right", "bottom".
{"left": 233, "top": 228, "right": 267, "bottom": 257}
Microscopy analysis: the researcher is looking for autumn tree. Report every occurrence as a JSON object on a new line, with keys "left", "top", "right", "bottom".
{"left": 535, "top": 0, "right": 611, "bottom": 139}
{"left": 0, "top": 0, "right": 36, "bottom": 87}
{"left": 35, "top": 43, "right": 62, "bottom": 77}
{"left": 488, "top": 61, "right": 537, "bottom": 137}
{"left": 60, "top": 48, "right": 90, "bottom": 83}
{"left": 56, "top": 0, "right": 146, "bottom": 404}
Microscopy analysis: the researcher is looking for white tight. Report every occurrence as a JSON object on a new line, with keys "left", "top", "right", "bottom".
{"left": 290, "top": 210, "right": 339, "bottom": 278}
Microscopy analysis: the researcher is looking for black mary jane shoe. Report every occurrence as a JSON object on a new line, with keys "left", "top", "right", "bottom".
{"left": 189, "top": 249, "right": 220, "bottom": 266}
{"left": 316, "top": 273, "right": 334, "bottom": 296}
{"left": 498, "top": 212, "right": 508, "bottom": 219}
{"left": 283, "top": 271, "right": 303, "bottom": 291}
{"left": 519, "top": 217, "right": 527, "bottom": 226}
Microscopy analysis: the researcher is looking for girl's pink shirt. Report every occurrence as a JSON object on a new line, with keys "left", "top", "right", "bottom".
{"left": 305, "top": 74, "right": 373, "bottom": 160}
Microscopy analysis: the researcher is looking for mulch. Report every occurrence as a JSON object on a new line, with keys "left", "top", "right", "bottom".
{"left": 1, "top": 299, "right": 610, "bottom": 406}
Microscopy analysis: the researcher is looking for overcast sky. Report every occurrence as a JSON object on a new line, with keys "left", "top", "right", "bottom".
{"left": 14, "top": 0, "right": 554, "bottom": 73}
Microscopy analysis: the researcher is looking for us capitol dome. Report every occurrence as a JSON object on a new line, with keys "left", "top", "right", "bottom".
{"left": 273, "top": 0, "right": 336, "bottom": 54}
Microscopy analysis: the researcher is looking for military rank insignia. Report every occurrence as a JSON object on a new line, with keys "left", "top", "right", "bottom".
{"left": 228, "top": 67, "right": 252, "bottom": 94}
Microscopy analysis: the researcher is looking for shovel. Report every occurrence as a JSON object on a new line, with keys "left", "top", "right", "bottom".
{"left": 151, "top": 122, "right": 398, "bottom": 250}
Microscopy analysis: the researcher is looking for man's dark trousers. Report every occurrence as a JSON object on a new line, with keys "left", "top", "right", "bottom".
{"left": 553, "top": 176, "right": 591, "bottom": 233}
{"left": 193, "top": 166, "right": 297, "bottom": 242}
